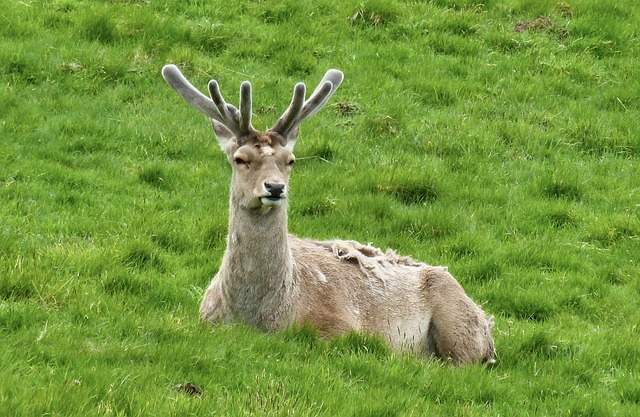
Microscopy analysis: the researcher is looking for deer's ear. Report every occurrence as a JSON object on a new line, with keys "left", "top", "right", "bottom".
{"left": 284, "top": 126, "right": 300, "bottom": 152}
{"left": 212, "top": 119, "right": 238, "bottom": 157}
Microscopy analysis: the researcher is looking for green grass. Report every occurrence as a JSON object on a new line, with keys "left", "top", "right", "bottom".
{"left": 2, "top": 0, "right": 639, "bottom": 415}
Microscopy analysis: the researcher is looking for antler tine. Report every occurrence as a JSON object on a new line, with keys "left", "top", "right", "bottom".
{"left": 270, "top": 69, "right": 343, "bottom": 142}
{"left": 298, "top": 69, "right": 344, "bottom": 121}
{"left": 296, "top": 81, "right": 334, "bottom": 122}
{"left": 162, "top": 64, "right": 224, "bottom": 121}
{"left": 207, "top": 80, "right": 257, "bottom": 143}
{"left": 271, "top": 83, "right": 306, "bottom": 142}
{"left": 207, "top": 81, "right": 241, "bottom": 135}
{"left": 239, "top": 81, "right": 253, "bottom": 136}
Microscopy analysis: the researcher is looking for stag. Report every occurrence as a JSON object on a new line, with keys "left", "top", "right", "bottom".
{"left": 161, "top": 64, "right": 495, "bottom": 364}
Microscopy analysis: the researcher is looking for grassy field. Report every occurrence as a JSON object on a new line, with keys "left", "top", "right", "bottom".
{"left": 1, "top": 0, "right": 639, "bottom": 415}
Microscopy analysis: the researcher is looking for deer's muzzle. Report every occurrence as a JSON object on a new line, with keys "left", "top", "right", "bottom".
{"left": 260, "top": 182, "right": 287, "bottom": 206}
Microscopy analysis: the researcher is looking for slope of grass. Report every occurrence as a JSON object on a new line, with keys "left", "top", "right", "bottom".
{"left": 1, "top": 0, "right": 639, "bottom": 415}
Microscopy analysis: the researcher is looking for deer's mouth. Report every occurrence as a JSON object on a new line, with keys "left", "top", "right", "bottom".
{"left": 260, "top": 196, "right": 285, "bottom": 207}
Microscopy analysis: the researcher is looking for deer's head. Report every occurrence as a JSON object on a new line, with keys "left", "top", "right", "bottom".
{"left": 162, "top": 65, "right": 343, "bottom": 212}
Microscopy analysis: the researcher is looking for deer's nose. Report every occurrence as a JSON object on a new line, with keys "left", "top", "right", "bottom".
{"left": 264, "top": 182, "right": 285, "bottom": 198}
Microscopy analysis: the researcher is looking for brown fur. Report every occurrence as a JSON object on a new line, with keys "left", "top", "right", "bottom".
{"left": 162, "top": 65, "right": 496, "bottom": 364}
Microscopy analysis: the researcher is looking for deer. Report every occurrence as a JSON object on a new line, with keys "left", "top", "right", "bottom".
{"left": 161, "top": 64, "right": 496, "bottom": 364}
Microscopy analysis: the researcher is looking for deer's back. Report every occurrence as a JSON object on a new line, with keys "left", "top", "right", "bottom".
{"left": 290, "top": 236, "right": 434, "bottom": 350}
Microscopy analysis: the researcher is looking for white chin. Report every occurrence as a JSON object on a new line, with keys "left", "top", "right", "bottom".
{"left": 260, "top": 197, "right": 283, "bottom": 207}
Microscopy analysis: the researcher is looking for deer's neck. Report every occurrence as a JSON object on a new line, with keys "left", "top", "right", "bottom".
{"left": 217, "top": 199, "right": 295, "bottom": 328}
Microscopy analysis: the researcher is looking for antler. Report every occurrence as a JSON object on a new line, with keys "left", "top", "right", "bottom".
{"left": 161, "top": 64, "right": 256, "bottom": 142}
{"left": 162, "top": 65, "right": 344, "bottom": 148}
{"left": 270, "top": 69, "right": 344, "bottom": 146}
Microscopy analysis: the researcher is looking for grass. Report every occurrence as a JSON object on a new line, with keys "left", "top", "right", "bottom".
{"left": 1, "top": 0, "right": 639, "bottom": 415}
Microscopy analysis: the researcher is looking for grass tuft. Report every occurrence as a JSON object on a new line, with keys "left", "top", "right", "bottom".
{"left": 0, "top": 275, "right": 35, "bottom": 302}
{"left": 350, "top": 0, "right": 401, "bottom": 27}
{"left": 376, "top": 177, "right": 439, "bottom": 206}
{"left": 465, "top": 258, "right": 503, "bottom": 283}
{"left": 543, "top": 205, "right": 577, "bottom": 229}
{"left": 492, "top": 291, "right": 557, "bottom": 322}
{"left": 151, "top": 230, "right": 191, "bottom": 254}
{"left": 518, "top": 331, "right": 562, "bottom": 358}
{"left": 80, "top": 14, "right": 118, "bottom": 44}
{"left": 366, "top": 114, "right": 402, "bottom": 137}
{"left": 121, "top": 241, "right": 164, "bottom": 271}
{"left": 297, "top": 196, "right": 337, "bottom": 217}
{"left": 537, "top": 175, "right": 583, "bottom": 200}
{"left": 300, "top": 140, "right": 336, "bottom": 162}
{"left": 327, "top": 332, "right": 392, "bottom": 359}
{"left": 100, "top": 272, "right": 150, "bottom": 296}
{"left": 282, "top": 324, "right": 322, "bottom": 350}
{"left": 202, "top": 223, "right": 227, "bottom": 250}
{"left": 138, "top": 163, "right": 173, "bottom": 190}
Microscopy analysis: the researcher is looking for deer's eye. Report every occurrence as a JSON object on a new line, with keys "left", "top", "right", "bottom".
{"left": 234, "top": 157, "right": 248, "bottom": 166}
